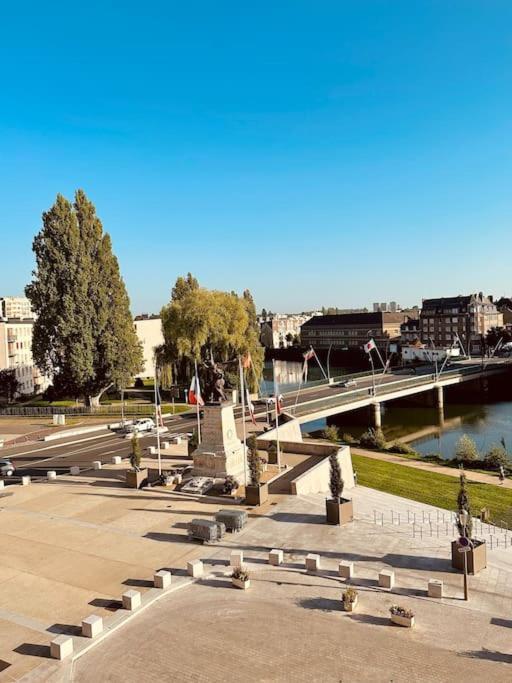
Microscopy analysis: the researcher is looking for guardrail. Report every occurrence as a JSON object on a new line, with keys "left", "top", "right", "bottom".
{"left": 0, "top": 403, "right": 158, "bottom": 417}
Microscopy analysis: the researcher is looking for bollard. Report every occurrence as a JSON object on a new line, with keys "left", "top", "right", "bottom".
{"left": 112, "top": 456, "right": 122, "bottom": 465}
{"left": 305, "top": 554, "right": 321, "bottom": 572}
{"left": 93, "top": 461, "right": 102, "bottom": 470}
{"left": 21, "top": 475, "right": 31, "bottom": 486}
{"left": 82, "top": 615, "right": 103, "bottom": 638}
{"left": 373, "top": 510, "right": 377, "bottom": 524}
{"left": 269, "top": 549, "right": 284, "bottom": 566}
{"left": 378, "top": 569, "right": 395, "bottom": 589}
{"left": 70, "top": 466, "right": 80, "bottom": 475}
{"left": 338, "top": 561, "right": 354, "bottom": 580}
{"left": 230, "top": 550, "right": 244, "bottom": 568}
{"left": 122, "top": 590, "right": 141, "bottom": 610}
{"left": 187, "top": 559, "right": 203, "bottom": 578}
{"left": 50, "top": 635, "right": 73, "bottom": 660}
{"left": 428, "top": 579, "right": 443, "bottom": 598}
{"left": 47, "top": 471, "right": 57, "bottom": 481}
{"left": 154, "top": 570, "right": 172, "bottom": 589}
{"left": 0, "top": 480, "right": 4, "bottom": 490}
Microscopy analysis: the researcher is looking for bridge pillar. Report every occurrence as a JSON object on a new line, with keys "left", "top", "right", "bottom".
{"left": 435, "top": 385, "right": 444, "bottom": 408}
{"left": 372, "top": 402, "right": 382, "bottom": 429}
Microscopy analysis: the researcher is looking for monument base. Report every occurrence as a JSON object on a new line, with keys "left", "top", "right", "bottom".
{"left": 192, "top": 402, "right": 247, "bottom": 484}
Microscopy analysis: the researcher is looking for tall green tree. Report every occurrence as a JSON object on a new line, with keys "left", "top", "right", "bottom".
{"left": 26, "top": 190, "right": 142, "bottom": 406}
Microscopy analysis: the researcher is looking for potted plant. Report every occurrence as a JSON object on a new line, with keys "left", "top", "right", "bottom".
{"left": 231, "top": 566, "right": 251, "bottom": 590}
{"left": 125, "top": 434, "right": 148, "bottom": 489}
{"left": 342, "top": 587, "right": 358, "bottom": 612}
{"left": 389, "top": 605, "right": 414, "bottom": 628}
{"left": 325, "top": 452, "right": 353, "bottom": 524}
{"left": 451, "top": 471, "right": 487, "bottom": 574}
{"left": 223, "top": 475, "right": 240, "bottom": 497}
{"left": 245, "top": 435, "right": 269, "bottom": 506}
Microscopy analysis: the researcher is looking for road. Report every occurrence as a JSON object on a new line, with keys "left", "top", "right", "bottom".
{"left": 1, "top": 357, "right": 510, "bottom": 485}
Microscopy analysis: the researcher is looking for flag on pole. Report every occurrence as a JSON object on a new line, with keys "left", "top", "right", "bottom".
{"left": 155, "top": 386, "right": 164, "bottom": 428}
{"left": 302, "top": 347, "right": 315, "bottom": 381}
{"left": 246, "top": 386, "right": 256, "bottom": 425}
{"left": 364, "top": 338, "right": 376, "bottom": 354}
{"left": 188, "top": 373, "right": 204, "bottom": 406}
{"left": 303, "top": 347, "right": 315, "bottom": 361}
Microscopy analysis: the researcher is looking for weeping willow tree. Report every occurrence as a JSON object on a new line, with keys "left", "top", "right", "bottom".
{"left": 160, "top": 275, "right": 264, "bottom": 392}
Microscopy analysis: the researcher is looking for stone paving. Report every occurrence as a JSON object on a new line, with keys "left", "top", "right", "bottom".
{"left": 29, "top": 485, "right": 512, "bottom": 682}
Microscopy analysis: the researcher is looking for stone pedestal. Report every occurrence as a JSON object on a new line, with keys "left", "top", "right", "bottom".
{"left": 192, "top": 402, "right": 247, "bottom": 483}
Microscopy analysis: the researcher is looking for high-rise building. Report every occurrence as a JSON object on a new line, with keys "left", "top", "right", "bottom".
{"left": 372, "top": 303, "right": 380, "bottom": 312}
{"left": 380, "top": 302, "right": 388, "bottom": 312}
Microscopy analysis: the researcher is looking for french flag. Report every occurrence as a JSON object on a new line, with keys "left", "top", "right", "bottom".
{"left": 188, "top": 373, "right": 204, "bottom": 406}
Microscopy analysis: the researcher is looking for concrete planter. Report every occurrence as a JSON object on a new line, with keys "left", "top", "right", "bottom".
{"left": 232, "top": 577, "right": 251, "bottom": 590}
{"left": 125, "top": 468, "right": 148, "bottom": 489}
{"left": 343, "top": 596, "right": 358, "bottom": 612}
{"left": 245, "top": 483, "right": 269, "bottom": 506}
{"left": 451, "top": 539, "right": 487, "bottom": 574}
{"left": 326, "top": 498, "right": 353, "bottom": 525}
{"left": 390, "top": 614, "right": 414, "bottom": 628}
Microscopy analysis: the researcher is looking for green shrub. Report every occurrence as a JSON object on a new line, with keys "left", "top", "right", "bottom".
{"left": 484, "top": 444, "right": 509, "bottom": 469}
{"left": 329, "top": 452, "right": 344, "bottom": 501}
{"left": 387, "top": 441, "right": 417, "bottom": 455}
{"left": 455, "top": 434, "right": 479, "bottom": 463}
{"left": 247, "top": 434, "right": 261, "bottom": 486}
{"left": 341, "top": 432, "right": 357, "bottom": 445}
{"left": 130, "top": 434, "right": 141, "bottom": 471}
{"left": 359, "top": 427, "right": 387, "bottom": 450}
{"left": 188, "top": 429, "right": 198, "bottom": 456}
{"left": 323, "top": 425, "right": 340, "bottom": 443}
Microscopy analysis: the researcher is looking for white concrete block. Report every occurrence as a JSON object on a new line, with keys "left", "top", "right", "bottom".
{"left": 305, "top": 553, "right": 320, "bottom": 572}
{"left": 269, "top": 549, "right": 284, "bottom": 566}
{"left": 21, "top": 475, "right": 31, "bottom": 486}
{"left": 428, "top": 579, "right": 443, "bottom": 598}
{"left": 230, "top": 550, "right": 244, "bottom": 568}
{"left": 81, "top": 614, "right": 103, "bottom": 638}
{"left": 174, "top": 474, "right": 182, "bottom": 485}
{"left": 338, "top": 561, "right": 354, "bottom": 580}
{"left": 154, "top": 570, "right": 172, "bottom": 589}
{"left": 0, "top": 480, "right": 5, "bottom": 489}
{"left": 148, "top": 446, "right": 157, "bottom": 455}
{"left": 378, "top": 569, "right": 395, "bottom": 589}
{"left": 112, "top": 455, "right": 122, "bottom": 465}
{"left": 93, "top": 460, "right": 102, "bottom": 470}
{"left": 187, "top": 559, "right": 203, "bottom": 578}
{"left": 122, "top": 589, "right": 141, "bottom": 610}
{"left": 172, "top": 436, "right": 182, "bottom": 445}
{"left": 47, "top": 471, "right": 57, "bottom": 481}
{"left": 50, "top": 635, "right": 73, "bottom": 660}
{"left": 70, "top": 466, "right": 80, "bottom": 475}
{"left": 162, "top": 441, "right": 170, "bottom": 450}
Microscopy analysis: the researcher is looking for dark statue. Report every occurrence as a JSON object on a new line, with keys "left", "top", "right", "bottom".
{"left": 203, "top": 357, "right": 236, "bottom": 403}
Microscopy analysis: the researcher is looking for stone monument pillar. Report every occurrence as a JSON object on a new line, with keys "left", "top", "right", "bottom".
{"left": 192, "top": 402, "right": 247, "bottom": 483}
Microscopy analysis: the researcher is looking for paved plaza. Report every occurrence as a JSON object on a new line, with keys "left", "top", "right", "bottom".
{"left": 1, "top": 458, "right": 511, "bottom": 682}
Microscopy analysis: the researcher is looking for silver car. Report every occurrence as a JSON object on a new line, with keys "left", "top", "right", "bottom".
{"left": 0, "top": 459, "right": 15, "bottom": 477}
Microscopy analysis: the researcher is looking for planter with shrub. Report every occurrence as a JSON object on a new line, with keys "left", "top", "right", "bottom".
{"left": 126, "top": 434, "right": 148, "bottom": 489}
{"left": 342, "top": 587, "right": 358, "bottom": 612}
{"left": 325, "top": 452, "right": 353, "bottom": 525}
{"left": 232, "top": 566, "right": 251, "bottom": 590}
{"left": 245, "top": 435, "right": 269, "bottom": 506}
{"left": 389, "top": 605, "right": 414, "bottom": 628}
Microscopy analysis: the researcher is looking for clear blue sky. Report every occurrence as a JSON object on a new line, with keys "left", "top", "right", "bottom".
{"left": 1, "top": 1, "right": 510, "bottom": 314}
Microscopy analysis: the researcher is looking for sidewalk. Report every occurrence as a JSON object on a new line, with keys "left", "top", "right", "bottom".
{"left": 352, "top": 447, "right": 512, "bottom": 489}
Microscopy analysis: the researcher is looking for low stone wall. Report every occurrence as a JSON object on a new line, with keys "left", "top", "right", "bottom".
{"left": 290, "top": 445, "right": 355, "bottom": 496}
{"left": 258, "top": 413, "right": 303, "bottom": 443}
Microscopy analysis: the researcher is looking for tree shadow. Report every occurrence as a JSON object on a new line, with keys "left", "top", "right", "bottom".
{"left": 298, "top": 597, "right": 340, "bottom": 612}
{"left": 458, "top": 648, "right": 512, "bottom": 664}
{"left": 46, "top": 623, "right": 82, "bottom": 636}
{"left": 13, "top": 644, "right": 51, "bottom": 658}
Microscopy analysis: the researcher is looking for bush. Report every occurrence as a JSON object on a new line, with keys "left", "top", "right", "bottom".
{"left": 389, "top": 605, "right": 414, "bottom": 618}
{"left": 247, "top": 434, "right": 261, "bottom": 486}
{"left": 341, "top": 432, "right": 357, "bottom": 445}
{"left": 134, "top": 377, "right": 145, "bottom": 389}
{"left": 232, "top": 567, "right": 250, "bottom": 582}
{"left": 323, "top": 425, "right": 340, "bottom": 443}
{"left": 387, "top": 441, "right": 417, "bottom": 455}
{"left": 455, "top": 434, "right": 479, "bottom": 463}
{"left": 484, "top": 444, "right": 509, "bottom": 469}
{"left": 130, "top": 434, "right": 141, "bottom": 471}
{"left": 359, "top": 428, "right": 387, "bottom": 450}
{"left": 222, "top": 475, "right": 239, "bottom": 494}
{"left": 329, "top": 452, "right": 344, "bottom": 501}
{"left": 188, "top": 429, "right": 198, "bottom": 456}
{"left": 342, "top": 587, "right": 358, "bottom": 604}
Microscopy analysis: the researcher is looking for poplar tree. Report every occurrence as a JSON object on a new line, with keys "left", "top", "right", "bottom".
{"left": 26, "top": 190, "right": 142, "bottom": 405}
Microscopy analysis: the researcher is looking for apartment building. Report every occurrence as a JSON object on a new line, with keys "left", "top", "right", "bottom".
{"left": 0, "top": 318, "right": 48, "bottom": 395}
{"left": 134, "top": 314, "right": 165, "bottom": 378}
{"left": 259, "top": 312, "right": 317, "bottom": 348}
{"left": 0, "top": 296, "right": 35, "bottom": 319}
{"left": 300, "top": 312, "right": 403, "bottom": 350}
{"left": 420, "top": 293, "right": 502, "bottom": 355}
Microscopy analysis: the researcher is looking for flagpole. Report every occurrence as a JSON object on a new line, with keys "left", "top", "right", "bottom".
{"left": 312, "top": 347, "right": 328, "bottom": 380}
{"left": 154, "top": 365, "right": 162, "bottom": 476}
{"left": 195, "top": 360, "right": 202, "bottom": 444}
{"left": 239, "top": 357, "right": 248, "bottom": 486}
{"left": 273, "top": 359, "right": 281, "bottom": 471}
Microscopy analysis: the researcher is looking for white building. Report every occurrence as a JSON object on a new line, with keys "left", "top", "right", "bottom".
{"left": 259, "top": 312, "right": 318, "bottom": 348}
{"left": 0, "top": 318, "right": 49, "bottom": 395}
{"left": 0, "top": 296, "right": 35, "bottom": 319}
{"left": 401, "top": 345, "right": 460, "bottom": 363}
{"left": 134, "top": 315, "right": 165, "bottom": 378}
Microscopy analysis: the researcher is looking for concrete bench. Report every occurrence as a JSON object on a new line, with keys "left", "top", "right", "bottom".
{"left": 47, "top": 471, "right": 57, "bottom": 481}
{"left": 50, "top": 635, "right": 73, "bottom": 660}
{"left": 269, "top": 549, "right": 284, "bottom": 566}
{"left": 82, "top": 614, "right": 103, "bottom": 638}
{"left": 230, "top": 550, "right": 244, "bottom": 568}
{"left": 305, "top": 553, "right": 321, "bottom": 572}
{"left": 154, "top": 570, "right": 172, "bottom": 589}
{"left": 93, "top": 460, "right": 102, "bottom": 470}
{"left": 187, "top": 559, "right": 204, "bottom": 578}
{"left": 112, "top": 455, "right": 122, "bottom": 465}
{"left": 428, "top": 579, "right": 443, "bottom": 598}
{"left": 122, "top": 589, "right": 141, "bottom": 610}
{"left": 338, "top": 560, "right": 354, "bottom": 580}
{"left": 378, "top": 569, "right": 395, "bottom": 589}
{"left": 70, "top": 466, "right": 80, "bottom": 475}
{"left": 21, "top": 476, "right": 31, "bottom": 486}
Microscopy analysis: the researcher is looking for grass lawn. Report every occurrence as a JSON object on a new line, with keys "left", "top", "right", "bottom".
{"left": 352, "top": 453, "right": 512, "bottom": 528}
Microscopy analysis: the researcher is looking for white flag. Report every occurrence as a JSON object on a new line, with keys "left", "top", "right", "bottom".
{"left": 364, "top": 338, "right": 376, "bottom": 354}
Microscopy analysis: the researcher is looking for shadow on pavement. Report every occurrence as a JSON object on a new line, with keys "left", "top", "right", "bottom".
{"left": 349, "top": 613, "right": 390, "bottom": 626}
{"left": 122, "top": 578, "right": 154, "bottom": 588}
{"left": 490, "top": 617, "right": 512, "bottom": 629}
{"left": 458, "top": 648, "right": 512, "bottom": 664}
{"left": 89, "top": 598, "right": 122, "bottom": 611}
{"left": 382, "top": 553, "right": 451, "bottom": 572}
{"left": 47, "top": 623, "right": 82, "bottom": 636}
{"left": 298, "top": 597, "right": 340, "bottom": 612}
{"left": 13, "top": 644, "right": 51, "bottom": 659}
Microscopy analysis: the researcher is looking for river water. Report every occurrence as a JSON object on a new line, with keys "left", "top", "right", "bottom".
{"left": 266, "top": 360, "right": 512, "bottom": 461}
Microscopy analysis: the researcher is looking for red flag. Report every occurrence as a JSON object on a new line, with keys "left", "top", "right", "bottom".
{"left": 188, "top": 374, "right": 204, "bottom": 406}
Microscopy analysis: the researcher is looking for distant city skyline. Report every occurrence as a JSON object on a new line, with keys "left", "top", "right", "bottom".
{"left": 1, "top": 2, "right": 511, "bottom": 313}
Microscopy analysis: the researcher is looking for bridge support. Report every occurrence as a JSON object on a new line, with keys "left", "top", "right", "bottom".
{"left": 435, "top": 385, "right": 444, "bottom": 409}
{"left": 372, "top": 402, "right": 382, "bottom": 429}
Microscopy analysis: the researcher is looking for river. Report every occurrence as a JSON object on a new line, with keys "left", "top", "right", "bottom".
{"left": 265, "top": 360, "right": 512, "bottom": 461}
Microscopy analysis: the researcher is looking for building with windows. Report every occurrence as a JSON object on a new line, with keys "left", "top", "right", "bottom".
{"left": 420, "top": 293, "right": 502, "bottom": 355}
{"left": 300, "top": 312, "right": 403, "bottom": 351}
{"left": 259, "top": 312, "right": 318, "bottom": 348}
{"left": 0, "top": 297, "right": 35, "bottom": 320}
{"left": 0, "top": 318, "right": 49, "bottom": 395}
{"left": 134, "top": 314, "right": 165, "bottom": 378}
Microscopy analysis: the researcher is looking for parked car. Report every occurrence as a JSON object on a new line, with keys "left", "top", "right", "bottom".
{"left": 129, "top": 418, "right": 155, "bottom": 434}
{"left": 340, "top": 379, "right": 357, "bottom": 388}
{"left": 0, "top": 459, "right": 15, "bottom": 477}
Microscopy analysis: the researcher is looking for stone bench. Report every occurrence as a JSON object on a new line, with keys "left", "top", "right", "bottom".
{"left": 154, "top": 570, "right": 172, "bottom": 589}
{"left": 230, "top": 550, "right": 244, "bottom": 568}
{"left": 269, "top": 549, "right": 284, "bottom": 566}
{"left": 428, "top": 579, "right": 443, "bottom": 598}
{"left": 305, "top": 553, "right": 321, "bottom": 572}
{"left": 378, "top": 569, "right": 395, "bottom": 589}
{"left": 82, "top": 614, "right": 103, "bottom": 638}
{"left": 338, "top": 560, "right": 354, "bottom": 580}
{"left": 50, "top": 635, "right": 73, "bottom": 660}
{"left": 122, "top": 589, "right": 141, "bottom": 610}
{"left": 187, "top": 559, "right": 203, "bottom": 578}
